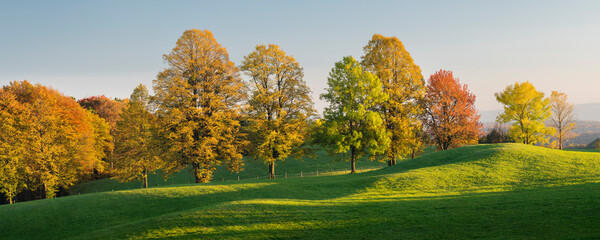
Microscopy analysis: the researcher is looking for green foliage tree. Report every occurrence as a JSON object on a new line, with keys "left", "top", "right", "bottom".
{"left": 113, "top": 84, "right": 162, "bottom": 188}
{"left": 240, "top": 44, "right": 315, "bottom": 179}
{"left": 319, "top": 56, "right": 390, "bottom": 173}
{"left": 361, "top": 34, "right": 425, "bottom": 165}
{"left": 495, "top": 81, "right": 554, "bottom": 145}
{"left": 153, "top": 29, "right": 247, "bottom": 183}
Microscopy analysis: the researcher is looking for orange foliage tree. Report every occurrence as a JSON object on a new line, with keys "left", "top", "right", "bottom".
{"left": 153, "top": 29, "right": 247, "bottom": 183}
{"left": 421, "top": 70, "right": 481, "bottom": 150}
{"left": 78, "top": 95, "right": 126, "bottom": 129}
{"left": 0, "top": 81, "right": 110, "bottom": 200}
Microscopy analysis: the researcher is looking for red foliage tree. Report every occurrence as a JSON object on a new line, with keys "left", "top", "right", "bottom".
{"left": 78, "top": 95, "right": 126, "bottom": 129}
{"left": 422, "top": 70, "right": 481, "bottom": 150}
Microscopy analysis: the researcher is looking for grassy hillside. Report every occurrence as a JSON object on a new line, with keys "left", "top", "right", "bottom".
{"left": 2, "top": 143, "right": 600, "bottom": 239}
{"left": 70, "top": 149, "right": 392, "bottom": 194}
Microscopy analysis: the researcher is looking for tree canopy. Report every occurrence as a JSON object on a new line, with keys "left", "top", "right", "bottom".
{"left": 240, "top": 44, "right": 315, "bottom": 179}
{"left": 153, "top": 29, "right": 247, "bottom": 183}
{"left": 422, "top": 70, "right": 481, "bottom": 150}
{"left": 113, "top": 84, "right": 163, "bottom": 188}
{"left": 0, "top": 81, "right": 110, "bottom": 201}
{"left": 361, "top": 34, "right": 426, "bottom": 164}
{"left": 495, "top": 81, "right": 554, "bottom": 145}
{"left": 319, "top": 56, "right": 390, "bottom": 173}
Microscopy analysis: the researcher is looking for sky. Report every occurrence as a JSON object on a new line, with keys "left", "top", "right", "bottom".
{"left": 1, "top": 0, "right": 599, "bottom": 114}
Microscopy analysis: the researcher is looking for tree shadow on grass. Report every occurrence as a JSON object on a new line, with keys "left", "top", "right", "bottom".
{"left": 0, "top": 174, "right": 382, "bottom": 240}
{"left": 80, "top": 182, "right": 600, "bottom": 240}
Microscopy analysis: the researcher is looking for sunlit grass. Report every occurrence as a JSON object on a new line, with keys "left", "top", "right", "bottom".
{"left": 1, "top": 143, "right": 600, "bottom": 239}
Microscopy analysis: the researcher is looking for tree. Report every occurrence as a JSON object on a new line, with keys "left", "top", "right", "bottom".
{"left": 0, "top": 91, "right": 29, "bottom": 204}
{"left": 240, "top": 44, "right": 315, "bottom": 179}
{"left": 549, "top": 91, "right": 577, "bottom": 150}
{"left": 78, "top": 95, "right": 126, "bottom": 174}
{"left": 113, "top": 84, "right": 162, "bottom": 188}
{"left": 495, "top": 81, "right": 554, "bottom": 145}
{"left": 319, "top": 56, "right": 390, "bottom": 173}
{"left": 1, "top": 81, "right": 105, "bottom": 199}
{"left": 78, "top": 95, "right": 126, "bottom": 129}
{"left": 153, "top": 29, "right": 247, "bottom": 183}
{"left": 361, "top": 34, "right": 425, "bottom": 165}
{"left": 421, "top": 70, "right": 481, "bottom": 150}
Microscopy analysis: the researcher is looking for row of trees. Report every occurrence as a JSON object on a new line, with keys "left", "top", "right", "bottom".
{"left": 14, "top": 29, "right": 576, "bottom": 204}
{"left": 0, "top": 30, "right": 485, "bottom": 204}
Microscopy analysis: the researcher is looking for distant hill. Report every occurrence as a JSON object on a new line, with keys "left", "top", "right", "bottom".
{"left": 573, "top": 103, "right": 600, "bottom": 121}
{"left": 480, "top": 103, "right": 600, "bottom": 123}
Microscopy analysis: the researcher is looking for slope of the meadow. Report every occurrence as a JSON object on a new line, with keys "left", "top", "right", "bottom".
{"left": 70, "top": 149, "right": 390, "bottom": 194}
{"left": 1, "top": 143, "right": 600, "bottom": 239}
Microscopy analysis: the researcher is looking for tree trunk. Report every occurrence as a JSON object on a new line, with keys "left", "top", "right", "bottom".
{"left": 269, "top": 162, "right": 275, "bottom": 179}
{"left": 559, "top": 129, "right": 563, "bottom": 150}
{"left": 8, "top": 188, "right": 13, "bottom": 204}
{"left": 192, "top": 163, "right": 202, "bottom": 183}
{"left": 350, "top": 146, "right": 356, "bottom": 174}
{"left": 411, "top": 149, "right": 416, "bottom": 159}
{"left": 392, "top": 158, "right": 396, "bottom": 165}
{"left": 387, "top": 160, "right": 392, "bottom": 167}
{"left": 143, "top": 167, "right": 148, "bottom": 188}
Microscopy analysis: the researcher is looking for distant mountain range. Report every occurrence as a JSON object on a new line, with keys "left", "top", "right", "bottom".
{"left": 480, "top": 103, "right": 600, "bottom": 123}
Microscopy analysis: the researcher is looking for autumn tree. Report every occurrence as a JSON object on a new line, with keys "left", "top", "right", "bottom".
{"left": 495, "top": 81, "right": 554, "bottom": 145}
{"left": 78, "top": 95, "right": 126, "bottom": 177}
{"left": 240, "top": 44, "right": 315, "bottom": 179}
{"left": 319, "top": 56, "right": 390, "bottom": 173}
{"left": 153, "top": 29, "right": 247, "bottom": 183}
{"left": 78, "top": 95, "right": 126, "bottom": 129}
{"left": 0, "top": 91, "right": 29, "bottom": 204}
{"left": 421, "top": 70, "right": 481, "bottom": 150}
{"left": 1, "top": 81, "right": 108, "bottom": 199}
{"left": 113, "top": 84, "right": 162, "bottom": 188}
{"left": 361, "top": 34, "right": 425, "bottom": 165}
{"left": 549, "top": 91, "right": 577, "bottom": 150}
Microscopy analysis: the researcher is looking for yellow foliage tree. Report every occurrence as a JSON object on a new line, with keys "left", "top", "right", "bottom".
{"left": 0, "top": 91, "right": 29, "bottom": 204}
{"left": 361, "top": 34, "right": 425, "bottom": 165}
{"left": 495, "top": 81, "right": 554, "bottom": 145}
{"left": 240, "top": 44, "right": 315, "bottom": 179}
{"left": 113, "top": 84, "right": 163, "bottom": 188}
{"left": 153, "top": 29, "right": 247, "bottom": 183}
{"left": 1, "top": 81, "right": 109, "bottom": 199}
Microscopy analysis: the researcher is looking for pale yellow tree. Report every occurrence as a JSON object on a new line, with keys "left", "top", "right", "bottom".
{"left": 549, "top": 91, "right": 577, "bottom": 150}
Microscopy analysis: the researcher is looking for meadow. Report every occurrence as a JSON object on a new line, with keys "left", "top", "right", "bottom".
{"left": 1, "top": 143, "right": 600, "bottom": 239}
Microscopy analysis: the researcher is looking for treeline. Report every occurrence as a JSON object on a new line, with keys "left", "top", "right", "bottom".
{"left": 0, "top": 29, "right": 578, "bottom": 204}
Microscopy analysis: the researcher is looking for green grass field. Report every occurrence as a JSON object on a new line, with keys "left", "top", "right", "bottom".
{"left": 70, "top": 149, "right": 395, "bottom": 194}
{"left": 2, "top": 143, "right": 600, "bottom": 239}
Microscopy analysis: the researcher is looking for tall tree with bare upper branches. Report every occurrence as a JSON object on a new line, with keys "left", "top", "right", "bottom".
{"left": 549, "top": 91, "right": 577, "bottom": 150}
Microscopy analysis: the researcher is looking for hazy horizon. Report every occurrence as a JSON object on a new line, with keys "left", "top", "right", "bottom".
{"left": 1, "top": 0, "right": 599, "bottom": 113}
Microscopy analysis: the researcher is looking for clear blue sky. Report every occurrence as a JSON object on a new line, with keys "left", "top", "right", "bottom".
{"left": 1, "top": 0, "right": 599, "bottom": 113}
